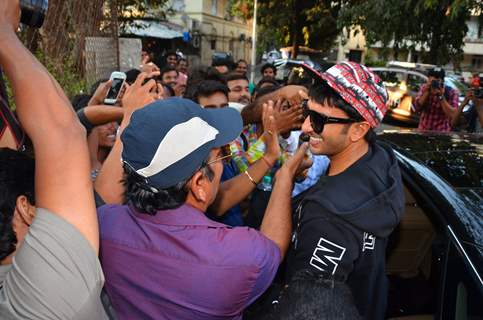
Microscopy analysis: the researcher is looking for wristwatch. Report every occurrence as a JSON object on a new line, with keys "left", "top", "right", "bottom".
{"left": 438, "top": 95, "right": 445, "bottom": 101}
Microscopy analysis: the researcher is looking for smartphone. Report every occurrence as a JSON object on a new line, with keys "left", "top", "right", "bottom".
{"left": 104, "top": 71, "right": 126, "bottom": 105}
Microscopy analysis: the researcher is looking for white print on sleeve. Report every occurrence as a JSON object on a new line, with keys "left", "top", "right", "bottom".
{"left": 309, "top": 237, "right": 346, "bottom": 275}
{"left": 362, "top": 232, "right": 376, "bottom": 252}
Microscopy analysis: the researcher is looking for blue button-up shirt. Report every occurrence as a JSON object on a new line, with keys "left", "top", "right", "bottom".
{"left": 98, "top": 204, "right": 281, "bottom": 320}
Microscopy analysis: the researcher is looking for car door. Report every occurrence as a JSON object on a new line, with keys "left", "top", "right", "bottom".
{"left": 440, "top": 234, "right": 483, "bottom": 319}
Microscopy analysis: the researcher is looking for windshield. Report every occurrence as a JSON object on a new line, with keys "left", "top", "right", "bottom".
{"left": 445, "top": 77, "right": 469, "bottom": 96}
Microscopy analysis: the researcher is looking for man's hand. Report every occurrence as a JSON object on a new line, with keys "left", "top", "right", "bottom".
{"left": 277, "top": 143, "right": 310, "bottom": 180}
{"left": 88, "top": 80, "right": 112, "bottom": 106}
{"left": 121, "top": 72, "right": 159, "bottom": 119}
{"left": 261, "top": 100, "right": 281, "bottom": 165}
{"left": 140, "top": 62, "right": 160, "bottom": 74}
{"left": 277, "top": 85, "right": 308, "bottom": 108}
{"left": 0, "top": 0, "right": 20, "bottom": 34}
{"left": 274, "top": 102, "right": 304, "bottom": 134}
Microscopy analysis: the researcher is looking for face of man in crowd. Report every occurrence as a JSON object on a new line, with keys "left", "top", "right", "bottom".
{"left": 198, "top": 92, "right": 229, "bottom": 109}
{"left": 227, "top": 79, "right": 250, "bottom": 105}
{"left": 302, "top": 99, "right": 353, "bottom": 157}
{"left": 97, "top": 121, "right": 118, "bottom": 148}
{"left": 236, "top": 62, "right": 248, "bottom": 75}
{"left": 214, "top": 65, "right": 229, "bottom": 74}
{"left": 263, "top": 67, "right": 276, "bottom": 78}
{"left": 177, "top": 60, "right": 188, "bottom": 74}
{"left": 162, "top": 71, "right": 178, "bottom": 88}
{"left": 166, "top": 54, "right": 178, "bottom": 67}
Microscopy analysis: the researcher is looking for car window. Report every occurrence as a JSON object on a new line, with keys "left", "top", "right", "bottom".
{"left": 442, "top": 241, "right": 483, "bottom": 319}
{"left": 445, "top": 78, "right": 468, "bottom": 96}
{"left": 407, "top": 74, "right": 426, "bottom": 93}
{"left": 374, "top": 70, "right": 405, "bottom": 89}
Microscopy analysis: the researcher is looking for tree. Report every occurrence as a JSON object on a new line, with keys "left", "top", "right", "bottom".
{"left": 339, "top": 0, "right": 483, "bottom": 65}
{"left": 228, "top": 0, "right": 357, "bottom": 59}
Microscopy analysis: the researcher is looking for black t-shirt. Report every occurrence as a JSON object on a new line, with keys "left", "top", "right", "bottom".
{"left": 286, "top": 142, "right": 405, "bottom": 320}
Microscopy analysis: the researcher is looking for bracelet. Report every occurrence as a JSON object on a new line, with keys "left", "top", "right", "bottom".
{"left": 244, "top": 170, "right": 257, "bottom": 186}
{"left": 261, "top": 155, "right": 274, "bottom": 168}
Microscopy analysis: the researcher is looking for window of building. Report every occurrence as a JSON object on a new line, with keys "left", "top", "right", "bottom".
{"left": 211, "top": 0, "right": 217, "bottom": 16}
{"left": 211, "top": 40, "right": 216, "bottom": 50}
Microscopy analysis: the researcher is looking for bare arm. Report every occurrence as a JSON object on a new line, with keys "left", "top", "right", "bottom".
{"left": 241, "top": 85, "right": 306, "bottom": 125}
{"left": 414, "top": 83, "right": 430, "bottom": 112}
{"left": 94, "top": 74, "right": 159, "bottom": 204}
{"left": 260, "top": 143, "right": 309, "bottom": 259}
{"left": 79, "top": 105, "right": 124, "bottom": 126}
{"left": 210, "top": 102, "right": 280, "bottom": 215}
{"left": 0, "top": 4, "right": 98, "bottom": 250}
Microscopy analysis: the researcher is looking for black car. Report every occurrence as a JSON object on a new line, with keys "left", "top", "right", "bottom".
{"left": 378, "top": 131, "right": 482, "bottom": 319}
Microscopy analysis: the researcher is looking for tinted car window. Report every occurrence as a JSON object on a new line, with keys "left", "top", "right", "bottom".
{"left": 375, "top": 70, "right": 405, "bottom": 89}
{"left": 407, "top": 73, "right": 426, "bottom": 93}
{"left": 442, "top": 241, "right": 483, "bottom": 320}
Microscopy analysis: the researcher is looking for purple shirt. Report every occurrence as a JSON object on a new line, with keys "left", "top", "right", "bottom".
{"left": 98, "top": 204, "right": 281, "bottom": 320}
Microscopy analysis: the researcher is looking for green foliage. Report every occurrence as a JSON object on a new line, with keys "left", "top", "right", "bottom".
{"left": 5, "top": 49, "right": 85, "bottom": 110}
{"left": 118, "top": 0, "right": 173, "bottom": 20}
{"left": 228, "top": 0, "right": 356, "bottom": 57}
{"left": 339, "top": 0, "right": 482, "bottom": 65}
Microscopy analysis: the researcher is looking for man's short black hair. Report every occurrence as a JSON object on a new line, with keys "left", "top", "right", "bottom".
{"left": 123, "top": 157, "right": 215, "bottom": 215}
{"left": 184, "top": 66, "right": 227, "bottom": 100}
{"left": 71, "top": 94, "right": 91, "bottom": 112}
{"left": 256, "top": 77, "right": 280, "bottom": 90}
{"left": 192, "top": 80, "right": 229, "bottom": 104}
{"left": 224, "top": 72, "right": 249, "bottom": 84}
{"left": 309, "top": 82, "right": 376, "bottom": 143}
{"left": 0, "top": 148, "right": 35, "bottom": 261}
{"left": 125, "top": 68, "right": 141, "bottom": 85}
{"left": 165, "top": 51, "right": 178, "bottom": 59}
{"left": 261, "top": 63, "right": 277, "bottom": 76}
{"left": 236, "top": 59, "right": 248, "bottom": 66}
{"left": 160, "top": 66, "right": 179, "bottom": 79}
{"left": 428, "top": 67, "right": 445, "bottom": 80}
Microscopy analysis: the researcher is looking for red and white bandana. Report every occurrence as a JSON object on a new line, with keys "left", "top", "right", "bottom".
{"left": 321, "top": 62, "right": 388, "bottom": 128}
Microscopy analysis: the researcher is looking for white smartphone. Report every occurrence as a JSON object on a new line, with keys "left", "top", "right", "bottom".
{"left": 104, "top": 71, "right": 127, "bottom": 105}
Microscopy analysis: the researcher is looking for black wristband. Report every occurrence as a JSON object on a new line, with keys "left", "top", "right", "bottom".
{"left": 76, "top": 108, "right": 95, "bottom": 135}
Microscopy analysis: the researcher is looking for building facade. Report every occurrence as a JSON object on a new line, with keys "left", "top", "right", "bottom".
{"left": 170, "top": 0, "right": 252, "bottom": 67}
{"left": 337, "top": 14, "right": 483, "bottom": 74}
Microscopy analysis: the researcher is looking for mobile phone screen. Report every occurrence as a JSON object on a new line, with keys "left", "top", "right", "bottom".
{"left": 106, "top": 78, "right": 124, "bottom": 100}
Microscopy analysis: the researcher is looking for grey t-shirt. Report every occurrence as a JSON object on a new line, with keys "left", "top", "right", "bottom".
{"left": 0, "top": 208, "right": 108, "bottom": 320}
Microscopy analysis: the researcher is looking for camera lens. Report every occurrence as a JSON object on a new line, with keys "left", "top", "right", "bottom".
{"left": 20, "top": 0, "right": 49, "bottom": 29}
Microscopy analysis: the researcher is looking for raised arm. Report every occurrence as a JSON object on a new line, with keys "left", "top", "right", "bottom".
{"left": 260, "top": 143, "right": 309, "bottom": 259}
{"left": 0, "top": 2, "right": 98, "bottom": 251}
{"left": 241, "top": 85, "right": 306, "bottom": 125}
{"left": 210, "top": 101, "right": 280, "bottom": 215}
{"left": 94, "top": 73, "right": 160, "bottom": 204}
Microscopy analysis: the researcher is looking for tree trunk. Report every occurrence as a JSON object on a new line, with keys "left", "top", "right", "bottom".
{"left": 291, "top": 0, "right": 301, "bottom": 59}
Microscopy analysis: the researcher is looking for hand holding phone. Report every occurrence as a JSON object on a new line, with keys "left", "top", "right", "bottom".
{"left": 104, "top": 71, "right": 126, "bottom": 105}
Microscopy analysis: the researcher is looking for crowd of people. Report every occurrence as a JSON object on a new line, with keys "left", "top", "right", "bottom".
{"left": 1, "top": 1, "right": 478, "bottom": 319}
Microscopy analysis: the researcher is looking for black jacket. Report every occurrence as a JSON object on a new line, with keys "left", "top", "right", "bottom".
{"left": 286, "top": 142, "right": 405, "bottom": 319}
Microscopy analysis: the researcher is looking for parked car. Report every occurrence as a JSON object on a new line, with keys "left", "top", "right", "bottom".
{"left": 371, "top": 67, "right": 470, "bottom": 127}
{"left": 378, "top": 131, "right": 482, "bottom": 319}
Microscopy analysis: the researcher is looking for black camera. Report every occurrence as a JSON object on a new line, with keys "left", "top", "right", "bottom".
{"left": 20, "top": 0, "right": 48, "bottom": 29}
{"left": 431, "top": 79, "right": 442, "bottom": 89}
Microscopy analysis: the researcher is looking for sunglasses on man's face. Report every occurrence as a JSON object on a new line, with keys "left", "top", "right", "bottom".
{"left": 301, "top": 100, "right": 358, "bottom": 134}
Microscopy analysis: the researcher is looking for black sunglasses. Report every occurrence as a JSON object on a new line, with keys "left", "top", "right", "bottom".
{"left": 301, "top": 100, "right": 357, "bottom": 134}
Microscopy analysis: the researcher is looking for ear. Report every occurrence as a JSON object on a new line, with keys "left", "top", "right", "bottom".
{"left": 188, "top": 171, "right": 208, "bottom": 203}
{"left": 349, "top": 122, "right": 371, "bottom": 142}
{"left": 15, "top": 195, "right": 35, "bottom": 226}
